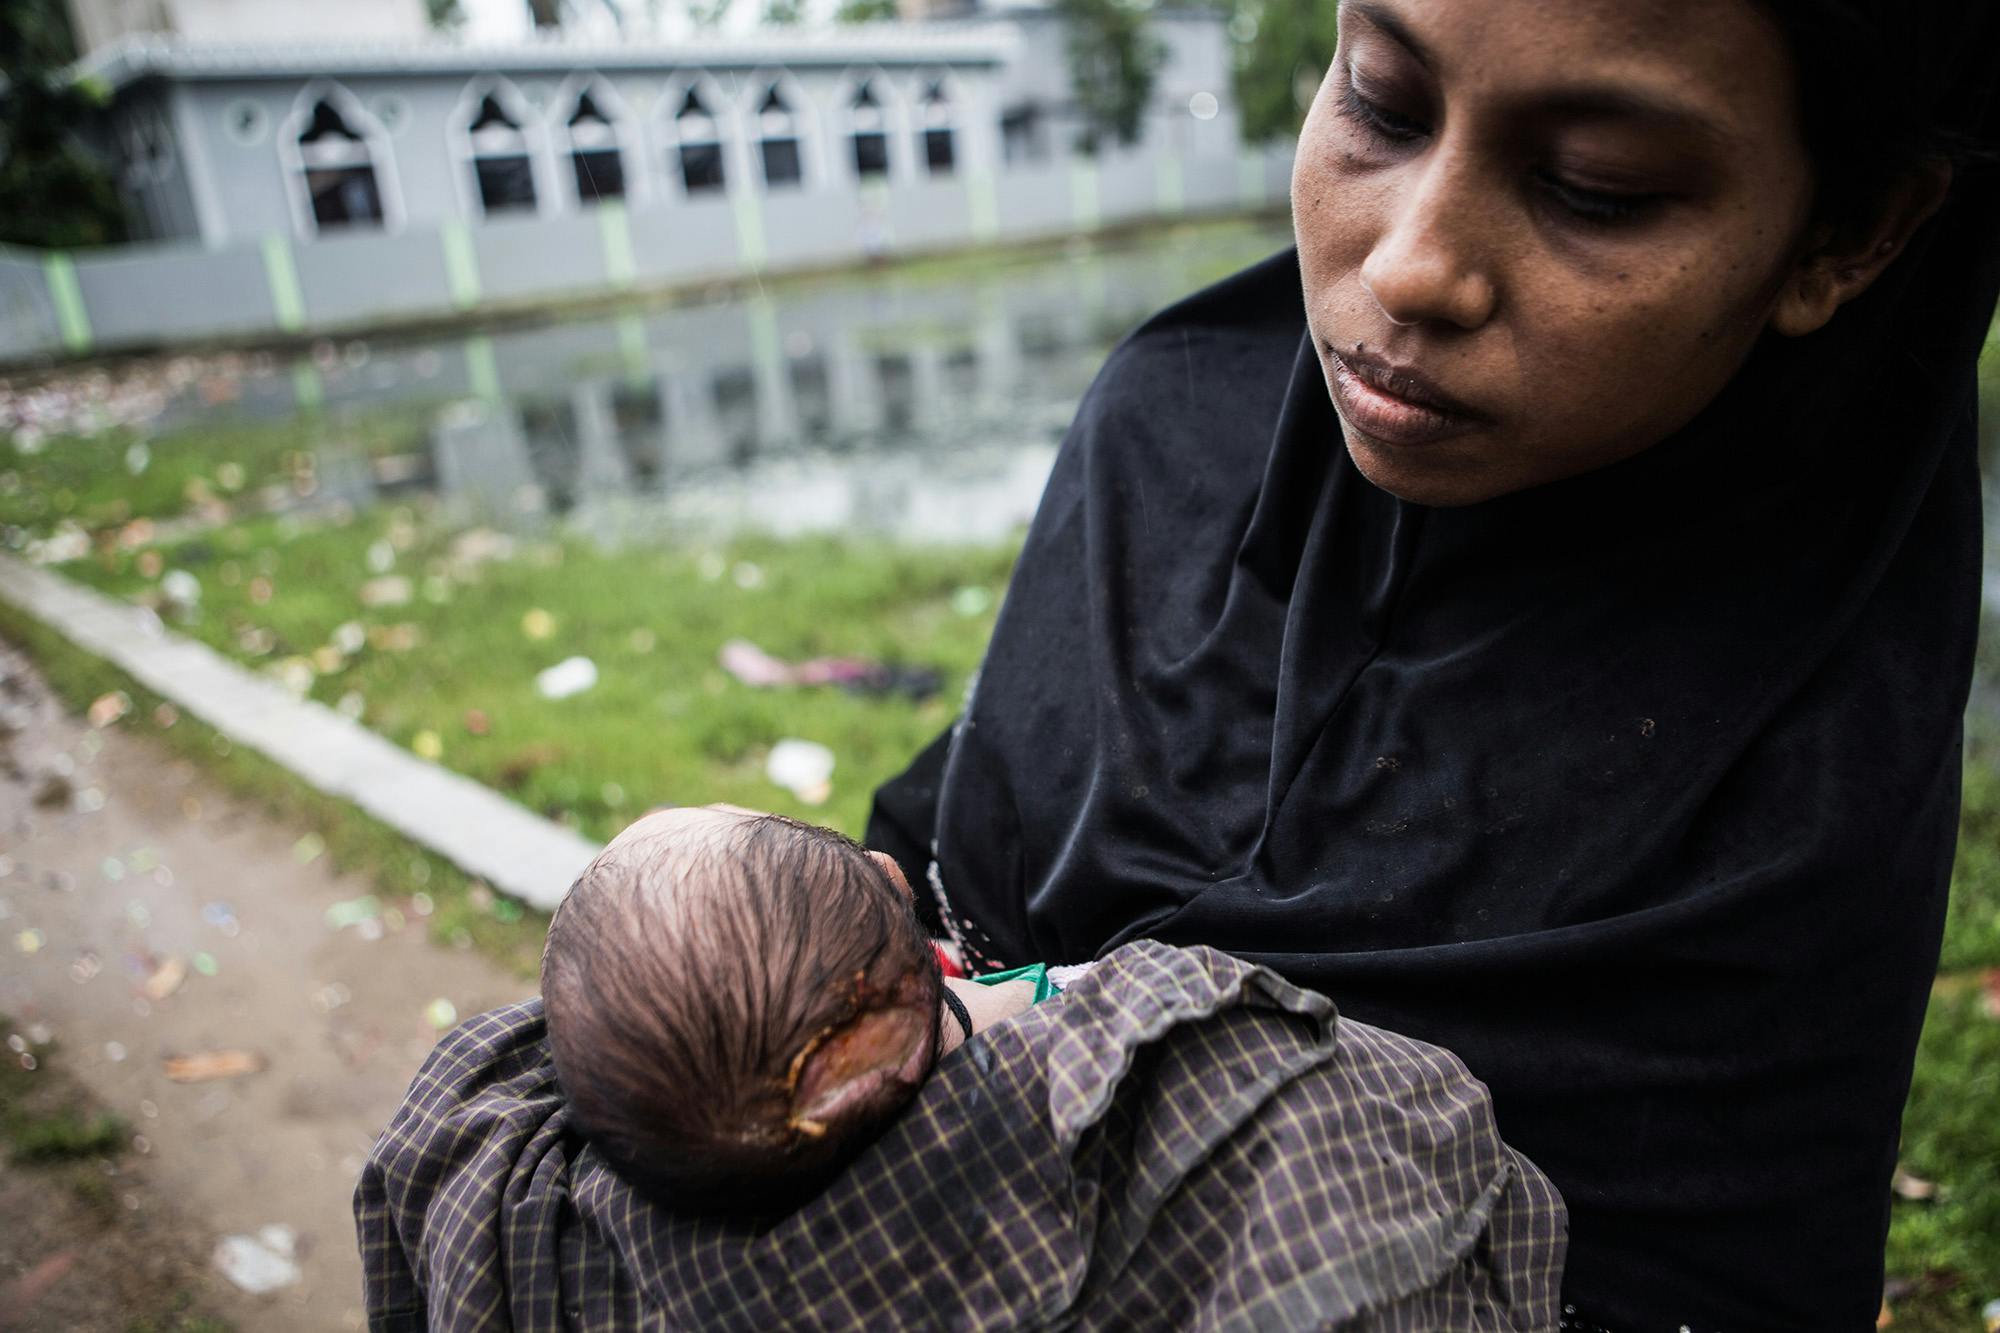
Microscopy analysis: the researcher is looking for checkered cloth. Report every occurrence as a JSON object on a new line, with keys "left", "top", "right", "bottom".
{"left": 356, "top": 940, "right": 1567, "bottom": 1330}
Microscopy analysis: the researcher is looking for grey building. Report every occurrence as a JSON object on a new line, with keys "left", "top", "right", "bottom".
{"left": 0, "top": 9, "right": 1292, "bottom": 362}
{"left": 82, "top": 10, "right": 1246, "bottom": 247}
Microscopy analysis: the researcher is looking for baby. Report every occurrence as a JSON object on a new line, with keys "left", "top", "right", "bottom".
{"left": 539, "top": 805, "right": 1043, "bottom": 1216}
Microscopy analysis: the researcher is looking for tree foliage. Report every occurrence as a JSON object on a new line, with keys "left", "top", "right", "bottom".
{"left": 1057, "top": 0, "right": 1167, "bottom": 153}
{"left": 0, "top": 0, "right": 125, "bottom": 248}
{"left": 1228, "top": 0, "right": 1336, "bottom": 144}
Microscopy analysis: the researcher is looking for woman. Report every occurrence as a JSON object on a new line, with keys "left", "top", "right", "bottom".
{"left": 869, "top": 0, "right": 2000, "bottom": 1327}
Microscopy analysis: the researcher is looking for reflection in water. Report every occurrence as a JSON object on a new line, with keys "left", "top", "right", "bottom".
{"left": 610, "top": 384, "right": 666, "bottom": 486}
{"left": 789, "top": 355, "right": 832, "bottom": 443}
{"left": 160, "top": 225, "right": 1295, "bottom": 545}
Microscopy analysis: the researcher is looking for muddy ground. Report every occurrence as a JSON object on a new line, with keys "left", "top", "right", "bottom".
{"left": 0, "top": 637, "right": 523, "bottom": 1330}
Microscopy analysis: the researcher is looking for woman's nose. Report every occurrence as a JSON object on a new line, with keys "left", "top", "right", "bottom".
{"left": 1359, "top": 161, "right": 1497, "bottom": 330}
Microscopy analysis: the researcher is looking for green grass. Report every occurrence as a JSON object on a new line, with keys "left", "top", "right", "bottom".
{"left": 1884, "top": 763, "right": 2000, "bottom": 1330}
{"left": 54, "top": 502, "right": 1016, "bottom": 844}
{"left": 0, "top": 1021, "right": 234, "bottom": 1332}
{"left": 0, "top": 1028, "right": 127, "bottom": 1167}
{"left": 0, "top": 410, "right": 431, "bottom": 543}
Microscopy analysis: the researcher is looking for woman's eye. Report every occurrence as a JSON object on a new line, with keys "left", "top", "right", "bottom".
{"left": 1337, "top": 80, "right": 1428, "bottom": 145}
{"left": 1533, "top": 171, "right": 1664, "bottom": 226}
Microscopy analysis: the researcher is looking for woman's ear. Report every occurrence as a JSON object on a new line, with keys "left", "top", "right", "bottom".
{"left": 1769, "top": 160, "right": 1952, "bottom": 338}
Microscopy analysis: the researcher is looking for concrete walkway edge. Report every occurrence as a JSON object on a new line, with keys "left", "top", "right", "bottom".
{"left": 0, "top": 553, "right": 598, "bottom": 911}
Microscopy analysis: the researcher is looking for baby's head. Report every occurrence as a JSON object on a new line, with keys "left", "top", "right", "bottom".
{"left": 540, "top": 805, "right": 942, "bottom": 1216}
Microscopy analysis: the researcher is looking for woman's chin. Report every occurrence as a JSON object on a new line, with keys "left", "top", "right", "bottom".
{"left": 1340, "top": 424, "right": 1505, "bottom": 508}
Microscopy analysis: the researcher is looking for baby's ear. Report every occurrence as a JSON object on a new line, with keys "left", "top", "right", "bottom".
{"left": 787, "top": 1005, "right": 932, "bottom": 1136}
{"left": 868, "top": 850, "right": 914, "bottom": 899}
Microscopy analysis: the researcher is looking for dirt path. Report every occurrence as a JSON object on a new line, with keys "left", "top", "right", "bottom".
{"left": 0, "top": 637, "right": 525, "bottom": 1330}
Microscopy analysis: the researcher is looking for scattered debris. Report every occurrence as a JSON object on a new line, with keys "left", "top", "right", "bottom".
{"left": 87, "top": 691, "right": 132, "bottom": 728}
{"left": 448, "top": 528, "right": 515, "bottom": 572}
{"left": 160, "top": 568, "right": 201, "bottom": 609}
{"left": 766, "top": 739, "right": 835, "bottom": 805}
{"left": 521, "top": 608, "right": 555, "bottom": 640}
{"left": 272, "top": 657, "right": 315, "bottom": 697}
{"left": 412, "top": 730, "right": 444, "bottom": 760}
{"left": 163, "top": 1049, "right": 266, "bottom": 1083}
{"left": 951, "top": 585, "right": 994, "bottom": 617}
{"left": 142, "top": 956, "right": 187, "bottom": 1001}
{"left": 292, "top": 833, "right": 326, "bottom": 864}
{"left": 463, "top": 709, "right": 490, "bottom": 736}
{"left": 369, "top": 623, "right": 420, "bottom": 652}
{"left": 325, "top": 896, "right": 383, "bottom": 931}
{"left": 425, "top": 998, "right": 459, "bottom": 1030}
{"left": 719, "top": 639, "right": 940, "bottom": 701}
{"left": 535, "top": 657, "right": 598, "bottom": 701}
{"left": 212, "top": 1225, "right": 302, "bottom": 1294}
{"left": 1890, "top": 1165, "right": 1938, "bottom": 1202}
{"left": 359, "top": 575, "right": 412, "bottom": 608}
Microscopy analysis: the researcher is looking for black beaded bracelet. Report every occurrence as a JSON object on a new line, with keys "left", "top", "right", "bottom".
{"left": 940, "top": 985, "right": 974, "bottom": 1046}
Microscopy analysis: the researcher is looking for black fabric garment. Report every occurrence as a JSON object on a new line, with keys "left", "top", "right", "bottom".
{"left": 870, "top": 70, "right": 2000, "bottom": 1333}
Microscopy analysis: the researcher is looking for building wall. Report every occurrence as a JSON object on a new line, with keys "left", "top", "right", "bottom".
{"left": 2, "top": 13, "right": 1293, "bottom": 362}
{"left": 101, "top": 84, "right": 204, "bottom": 243}
{"left": 67, "top": 0, "right": 426, "bottom": 54}
{"left": 0, "top": 121, "right": 1293, "bottom": 365}
{"left": 134, "top": 59, "right": 1011, "bottom": 246}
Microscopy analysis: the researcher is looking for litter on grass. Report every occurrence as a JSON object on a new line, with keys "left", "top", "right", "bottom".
{"left": 535, "top": 657, "right": 599, "bottom": 700}
{"left": 766, "top": 739, "right": 835, "bottom": 805}
{"left": 718, "top": 640, "right": 941, "bottom": 701}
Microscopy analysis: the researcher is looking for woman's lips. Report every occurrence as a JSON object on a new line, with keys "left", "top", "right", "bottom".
{"left": 1325, "top": 348, "right": 1485, "bottom": 446}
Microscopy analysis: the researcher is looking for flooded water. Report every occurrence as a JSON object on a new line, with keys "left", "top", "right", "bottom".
{"left": 156, "top": 222, "right": 1295, "bottom": 547}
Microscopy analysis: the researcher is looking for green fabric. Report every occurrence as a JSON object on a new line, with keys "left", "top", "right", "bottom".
{"left": 973, "top": 962, "right": 1058, "bottom": 1004}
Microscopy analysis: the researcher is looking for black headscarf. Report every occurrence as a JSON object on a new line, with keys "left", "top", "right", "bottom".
{"left": 870, "top": 24, "right": 2000, "bottom": 1333}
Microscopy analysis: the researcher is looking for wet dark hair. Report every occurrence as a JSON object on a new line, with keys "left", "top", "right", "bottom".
{"left": 1756, "top": 0, "right": 1997, "bottom": 238}
{"left": 540, "top": 813, "right": 941, "bottom": 1217}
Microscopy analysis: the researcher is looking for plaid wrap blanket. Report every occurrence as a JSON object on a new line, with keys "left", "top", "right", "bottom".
{"left": 356, "top": 940, "right": 1566, "bottom": 1330}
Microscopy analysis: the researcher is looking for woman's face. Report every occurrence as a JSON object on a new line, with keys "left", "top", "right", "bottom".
{"left": 1294, "top": 0, "right": 1817, "bottom": 506}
